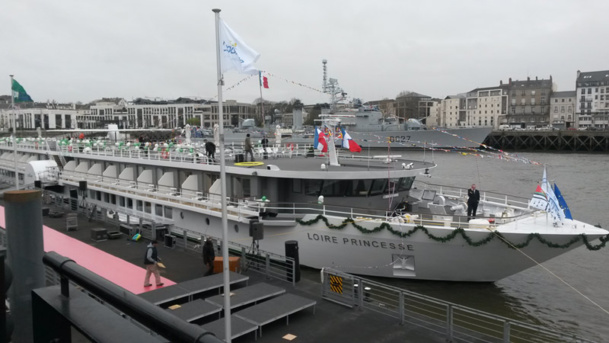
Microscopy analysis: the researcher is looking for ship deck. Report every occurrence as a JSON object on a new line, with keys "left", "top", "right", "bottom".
{"left": 6, "top": 196, "right": 446, "bottom": 343}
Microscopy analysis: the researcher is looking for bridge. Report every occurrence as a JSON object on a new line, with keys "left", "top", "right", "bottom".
{"left": 483, "top": 130, "right": 609, "bottom": 152}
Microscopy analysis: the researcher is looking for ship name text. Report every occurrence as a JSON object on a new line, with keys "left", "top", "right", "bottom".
{"left": 306, "top": 232, "right": 413, "bottom": 251}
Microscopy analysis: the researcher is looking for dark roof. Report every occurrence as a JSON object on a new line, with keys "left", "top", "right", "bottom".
{"left": 396, "top": 91, "right": 431, "bottom": 99}
{"left": 576, "top": 70, "right": 609, "bottom": 83}
{"left": 552, "top": 91, "right": 576, "bottom": 97}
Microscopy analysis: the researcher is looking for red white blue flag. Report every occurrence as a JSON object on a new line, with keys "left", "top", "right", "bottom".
{"left": 314, "top": 126, "right": 328, "bottom": 152}
{"left": 340, "top": 126, "right": 362, "bottom": 153}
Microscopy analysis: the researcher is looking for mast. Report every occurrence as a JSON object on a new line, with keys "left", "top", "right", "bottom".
{"left": 9, "top": 75, "right": 18, "bottom": 190}
{"left": 212, "top": 9, "right": 232, "bottom": 342}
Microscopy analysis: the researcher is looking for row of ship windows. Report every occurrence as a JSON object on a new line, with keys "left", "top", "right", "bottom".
{"left": 301, "top": 177, "right": 415, "bottom": 197}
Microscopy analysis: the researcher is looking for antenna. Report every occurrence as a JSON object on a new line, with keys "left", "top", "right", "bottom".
{"left": 320, "top": 59, "right": 345, "bottom": 111}
{"left": 322, "top": 59, "right": 328, "bottom": 93}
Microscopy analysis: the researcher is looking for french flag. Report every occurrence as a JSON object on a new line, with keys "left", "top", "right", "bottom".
{"left": 340, "top": 127, "right": 362, "bottom": 152}
{"left": 314, "top": 126, "right": 328, "bottom": 152}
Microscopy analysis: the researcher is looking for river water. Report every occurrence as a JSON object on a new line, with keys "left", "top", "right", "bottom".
{"left": 312, "top": 150, "right": 609, "bottom": 342}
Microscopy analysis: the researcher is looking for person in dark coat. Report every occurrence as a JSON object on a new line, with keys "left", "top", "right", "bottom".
{"left": 143, "top": 240, "right": 163, "bottom": 287}
{"left": 202, "top": 238, "right": 215, "bottom": 276}
{"left": 204, "top": 139, "right": 216, "bottom": 161}
{"left": 244, "top": 134, "right": 254, "bottom": 162}
{"left": 467, "top": 184, "right": 481, "bottom": 220}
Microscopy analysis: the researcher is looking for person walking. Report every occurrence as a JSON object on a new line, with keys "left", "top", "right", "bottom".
{"left": 467, "top": 184, "right": 481, "bottom": 221}
{"left": 202, "top": 238, "right": 215, "bottom": 276}
{"left": 204, "top": 139, "right": 216, "bottom": 161}
{"left": 143, "top": 240, "right": 164, "bottom": 287}
{"left": 244, "top": 133, "right": 255, "bottom": 162}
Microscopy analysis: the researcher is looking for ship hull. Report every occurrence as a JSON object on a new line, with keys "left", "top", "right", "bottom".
{"left": 223, "top": 127, "right": 492, "bottom": 149}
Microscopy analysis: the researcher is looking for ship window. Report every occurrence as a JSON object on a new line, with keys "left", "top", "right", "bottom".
{"left": 119, "top": 196, "right": 125, "bottom": 207}
{"left": 293, "top": 179, "right": 302, "bottom": 193}
{"left": 304, "top": 179, "right": 323, "bottom": 196}
{"left": 136, "top": 200, "right": 143, "bottom": 211}
{"left": 165, "top": 206, "right": 173, "bottom": 219}
{"left": 369, "top": 179, "right": 387, "bottom": 196}
{"left": 397, "top": 177, "right": 415, "bottom": 192}
{"left": 144, "top": 202, "right": 151, "bottom": 214}
{"left": 354, "top": 180, "right": 372, "bottom": 196}
{"left": 155, "top": 204, "right": 163, "bottom": 216}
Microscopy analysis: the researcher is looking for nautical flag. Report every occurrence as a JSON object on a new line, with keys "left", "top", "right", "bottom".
{"left": 11, "top": 79, "right": 33, "bottom": 103}
{"left": 259, "top": 71, "right": 269, "bottom": 89}
{"left": 553, "top": 183, "right": 573, "bottom": 220}
{"left": 218, "top": 19, "right": 260, "bottom": 75}
{"left": 313, "top": 126, "right": 328, "bottom": 152}
{"left": 340, "top": 126, "right": 362, "bottom": 153}
{"left": 541, "top": 167, "right": 565, "bottom": 222}
{"left": 530, "top": 184, "right": 548, "bottom": 210}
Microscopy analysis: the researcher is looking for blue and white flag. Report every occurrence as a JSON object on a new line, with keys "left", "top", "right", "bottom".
{"left": 218, "top": 19, "right": 260, "bottom": 75}
{"left": 553, "top": 183, "right": 573, "bottom": 220}
{"left": 541, "top": 167, "right": 565, "bottom": 222}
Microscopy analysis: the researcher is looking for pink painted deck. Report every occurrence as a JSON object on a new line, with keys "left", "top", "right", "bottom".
{"left": 0, "top": 206, "right": 175, "bottom": 294}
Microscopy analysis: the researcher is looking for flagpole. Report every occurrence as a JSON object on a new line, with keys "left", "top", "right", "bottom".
{"left": 258, "top": 71, "right": 265, "bottom": 131}
{"left": 9, "top": 75, "right": 19, "bottom": 190}
{"left": 212, "top": 8, "right": 232, "bottom": 343}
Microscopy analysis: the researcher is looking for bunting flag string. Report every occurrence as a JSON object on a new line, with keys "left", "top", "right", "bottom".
{"left": 262, "top": 71, "right": 326, "bottom": 94}
{"left": 209, "top": 74, "right": 256, "bottom": 100}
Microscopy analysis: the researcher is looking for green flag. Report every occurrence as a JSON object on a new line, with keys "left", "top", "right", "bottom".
{"left": 11, "top": 79, "right": 33, "bottom": 103}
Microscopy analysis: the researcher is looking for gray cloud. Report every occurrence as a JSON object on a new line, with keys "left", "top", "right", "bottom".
{"left": 2, "top": 0, "right": 608, "bottom": 104}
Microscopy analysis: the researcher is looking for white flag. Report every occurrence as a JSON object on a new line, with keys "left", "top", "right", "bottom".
{"left": 540, "top": 166, "right": 565, "bottom": 222}
{"left": 218, "top": 19, "right": 260, "bottom": 75}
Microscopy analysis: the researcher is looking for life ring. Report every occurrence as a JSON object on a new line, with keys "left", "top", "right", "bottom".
{"left": 68, "top": 146, "right": 73, "bottom": 152}
{"left": 161, "top": 151, "right": 169, "bottom": 159}
{"left": 234, "top": 161, "right": 264, "bottom": 167}
{"left": 289, "top": 143, "right": 294, "bottom": 151}
{"left": 402, "top": 214, "right": 412, "bottom": 223}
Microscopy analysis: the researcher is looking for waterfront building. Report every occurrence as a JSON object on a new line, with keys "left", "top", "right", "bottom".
{"left": 440, "top": 95, "right": 466, "bottom": 128}
{"left": 549, "top": 91, "right": 576, "bottom": 129}
{"left": 575, "top": 70, "right": 609, "bottom": 130}
{"left": 0, "top": 98, "right": 84, "bottom": 130}
{"left": 505, "top": 76, "right": 554, "bottom": 128}
{"left": 394, "top": 91, "right": 431, "bottom": 122}
{"left": 464, "top": 85, "right": 508, "bottom": 129}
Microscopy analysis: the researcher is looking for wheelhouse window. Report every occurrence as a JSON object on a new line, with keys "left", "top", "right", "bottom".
{"left": 303, "top": 177, "right": 414, "bottom": 197}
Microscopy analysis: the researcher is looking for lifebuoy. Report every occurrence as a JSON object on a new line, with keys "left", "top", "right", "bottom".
{"left": 161, "top": 151, "right": 169, "bottom": 159}
{"left": 289, "top": 143, "right": 294, "bottom": 151}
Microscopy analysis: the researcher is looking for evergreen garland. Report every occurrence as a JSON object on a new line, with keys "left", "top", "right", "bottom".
{"left": 295, "top": 214, "right": 609, "bottom": 251}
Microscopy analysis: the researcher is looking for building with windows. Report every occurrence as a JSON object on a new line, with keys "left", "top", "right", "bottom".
{"left": 575, "top": 70, "right": 609, "bottom": 130}
{"left": 505, "top": 76, "right": 554, "bottom": 128}
{"left": 394, "top": 91, "right": 431, "bottom": 121}
{"left": 549, "top": 91, "right": 576, "bottom": 129}
{"left": 0, "top": 100, "right": 84, "bottom": 130}
{"left": 464, "top": 86, "right": 508, "bottom": 129}
{"left": 440, "top": 95, "right": 466, "bottom": 128}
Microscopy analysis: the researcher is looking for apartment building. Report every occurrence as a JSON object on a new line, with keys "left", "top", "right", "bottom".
{"left": 465, "top": 86, "right": 508, "bottom": 129}
{"left": 549, "top": 91, "right": 576, "bottom": 129}
{"left": 575, "top": 70, "right": 609, "bottom": 129}
{"left": 505, "top": 76, "right": 554, "bottom": 128}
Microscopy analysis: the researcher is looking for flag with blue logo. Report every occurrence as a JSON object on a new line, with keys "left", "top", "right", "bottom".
{"left": 218, "top": 19, "right": 260, "bottom": 75}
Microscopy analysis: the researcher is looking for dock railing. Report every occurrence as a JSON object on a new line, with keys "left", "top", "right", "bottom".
{"left": 320, "top": 268, "right": 595, "bottom": 343}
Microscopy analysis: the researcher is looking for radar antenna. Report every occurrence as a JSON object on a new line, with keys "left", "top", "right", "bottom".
{"left": 321, "top": 59, "right": 346, "bottom": 111}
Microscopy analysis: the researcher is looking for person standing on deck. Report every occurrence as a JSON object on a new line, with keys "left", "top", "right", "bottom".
{"left": 244, "top": 133, "right": 255, "bottom": 162}
{"left": 143, "top": 240, "right": 163, "bottom": 287}
{"left": 202, "top": 238, "right": 215, "bottom": 276}
{"left": 467, "top": 184, "right": 480, "bottom": 221}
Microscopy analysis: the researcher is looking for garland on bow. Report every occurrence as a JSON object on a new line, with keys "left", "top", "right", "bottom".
{"left": 296, "top": 215, "right": 609, "bottom": 251}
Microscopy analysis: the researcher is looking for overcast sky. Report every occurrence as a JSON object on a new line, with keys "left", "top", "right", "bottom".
{"left": 2, "top": 0, "right": 608, "bottom": 105}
